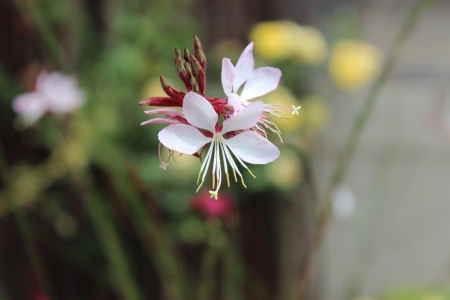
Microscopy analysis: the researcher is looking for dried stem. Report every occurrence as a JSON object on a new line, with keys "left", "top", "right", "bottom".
{"left": 296, "top": 0, "right": 436, "bottom": 298}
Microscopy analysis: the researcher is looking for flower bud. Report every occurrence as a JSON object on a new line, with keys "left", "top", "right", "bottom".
{"left": 176, "top": 57, "right": 192, "bottom": 90}
{"left": 139, "top": 97, "right": 181, "bottom": 107}
{"left": 159, "top": 76, "right": 185, "bottom": 101}
{"left": 174, "top": 47, "right": 182, "bottom": 67}
{"left": 193, "top": 34, "right": 207, "bottom": 70}
{"left": 190, "top": 54, "right": 206, "bottom": 95}
{"left": 183, "top": 47, "right": 191, "bottom": 65}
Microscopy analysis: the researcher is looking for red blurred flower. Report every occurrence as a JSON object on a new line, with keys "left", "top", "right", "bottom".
{"left": 190, "top": 190, "right": 235, "bottom": 218}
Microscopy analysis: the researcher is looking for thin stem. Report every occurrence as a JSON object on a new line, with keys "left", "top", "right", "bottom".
{"left": 75, "top": 174, "right": 145, "bottom": 300}
{"left": 296, "top": 0, "right": 436, "bottom": 298}
{"left": 11, "top": 0, "right": 66, "bottom": 70}
{"left": 0, "top": 131, "right": 55, "bottom": 299}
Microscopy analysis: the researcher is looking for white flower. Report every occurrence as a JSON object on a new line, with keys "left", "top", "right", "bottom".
{"left": 221, "top": 43, "right": 296, "bottom": 139}
{"left": 12, "top": 71, "right": 85, "bottom": 125}
{"left": 221, "top": 43, "right": 282, "bottom": 111}
{"left": 158, "top": 91, "right": 280, "bottom": 198}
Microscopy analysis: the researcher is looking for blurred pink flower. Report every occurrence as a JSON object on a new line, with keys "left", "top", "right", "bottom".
{"left": 12, "top": 71, "right": 85, "bottom": 125}
{"left": 190, "top": 190, "right": 235, "bottom": 218}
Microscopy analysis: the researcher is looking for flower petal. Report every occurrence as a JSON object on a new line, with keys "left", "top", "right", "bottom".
{"left": 226, "top": 93, "right": 245, "bottom": 115}
{"left": 221, "top": 58, "right": 236, "bottom": 96}
{"left": 144, "top": 108, "right": 184, "bottom": 118}
{"left": 240, "top": 67, "right": 282, "bottom": 101}
{"left": 233, "top": 43, "right": 254, "bottom": 92}
{"left": 12, "top": 93, "right": 47, "bottom": 125}
{"left": 140, "top": 118, "right": 183, "bottom": 126}
{"left": 225, "top": 131, "right": 280, "bottom": 164}
{"left": 158, "top": 124, "right": 212, "bottom": 154}
{"left": 183, "top": 92, "right": 217, "bottom": 133}
{"left": 222, "top": 100, "right": 264, "bottom": 134}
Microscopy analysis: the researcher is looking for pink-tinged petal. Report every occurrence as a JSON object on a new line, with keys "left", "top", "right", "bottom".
{"left": 222, "top": 100, "right": 264, "bottom": 134}
{"left": 183, "top": 92, "right": 217, "bottom": 133}
{"left": 140, "top": 118, "right": 183, "bottom": 126}
{"left": 225, "top": 131, "right": 280, "bottom": 164}
{"left": 144, "top": 108, "right": 184, "bottom": 118}
{"left": 227, "top": 93, "right": 244, "bottom": 115}
{"left": 233, "top": 43, "right": 254, "bottom": 92}
{"left": 12, "top": 92, "right": 47, "bottom": 125}
{"left": 221, "top": 58, "right": 236, "bottom": 96}
{"left": 158, "top": 124, "right": 212, "bottom": 154}
{"left": 240, "top": 67, "right": 282, "bottom": 101}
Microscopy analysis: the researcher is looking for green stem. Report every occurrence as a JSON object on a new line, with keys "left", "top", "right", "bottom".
{"left": 0, "top": 132, "right": 55, "bottom": 299}
{"left": 94, "top": 143, "right": 186, "bottom": 300}
{"left": 76, "top": 175, "right": 144, "bottom": 300}
{"left": 12, "top": 0, "right": 67, "bottom": 70}
{"left": 296, "top": 0, "right": 435, "bottom": 298}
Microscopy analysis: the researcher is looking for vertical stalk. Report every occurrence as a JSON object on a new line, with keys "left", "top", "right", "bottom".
{"left": 296, "top": 0, "right": 436, "bottom": 298}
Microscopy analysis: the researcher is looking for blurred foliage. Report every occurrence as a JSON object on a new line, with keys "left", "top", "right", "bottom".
{"left": 0, "top": 0, "right": 431, "bottom": 298}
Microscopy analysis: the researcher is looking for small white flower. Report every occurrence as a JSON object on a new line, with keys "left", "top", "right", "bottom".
{"left": 332, "top": 185, "right": 357, "bottom": 219}
{"left": 158, "top": 92, "right": 280, "bottom": 197}
{"left": 12, "top": 71, "right": 85, "bottom": 125}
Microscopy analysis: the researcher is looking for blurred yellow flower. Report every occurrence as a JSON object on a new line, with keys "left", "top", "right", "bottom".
{"left": 289, "top": 24, "right": 327, "bottom": 64}
{"left": 265, "top": 147, "right": 302, "bottom": 190}
{"left": 250, "top": 20, "right": 326, "bottom": 64}
{"left": 329, "top": 40, "right": 381, "bottom": 91}
{"left": 250, "top": 21, "right": 294, "bottom": 61}
{"left": 142, "top": 77, "right": 166, "bottom": 99}
{"left": 302, "top": 95, "right": 331, "bottom": 132}
{"left": 261, "top": 86, "right": 303, "bottom": 133}
{"left": 421, "top": 293, "right": 446, "bottom": 300}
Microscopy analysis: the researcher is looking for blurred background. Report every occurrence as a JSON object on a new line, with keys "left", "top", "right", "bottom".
{"left": 0, "top": 0, "right": 449, "bottom": 299}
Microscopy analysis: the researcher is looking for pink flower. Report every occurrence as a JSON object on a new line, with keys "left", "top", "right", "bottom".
{"left": 158, "top": 91, "right": 280, "bottom": 199}
{"left": 12, "top": 71, "right": 85, "bottom": 125}
{"left": 190, "top": 190, "right": 235, "bottom": 218}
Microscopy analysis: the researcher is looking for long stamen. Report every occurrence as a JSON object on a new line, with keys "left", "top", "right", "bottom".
{"left": 222, "top": 139, "right": 256, "bottom": 180}
{"left": 217, "top": 138, "right": 230, "bottom": 187}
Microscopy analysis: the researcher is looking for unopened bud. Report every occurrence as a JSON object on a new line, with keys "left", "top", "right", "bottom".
{"left": 223, "top": 105, "right": 235, "bottom": 115}
{"left": 177, "top": 57, "right": 191, "bottom": 90}
{"left": 183, "top": 47, "right": 191, "bottom": 64}
{"left": 160, "top": 76, "right": 185, "bottom": 101}
{"left": 190, "top": 54, "right": 206, "bottom": 95}
{"left": 193, "top": 35, "right": 207, "bottom": 70}
{"left": 174, "top": 47, "right": 182, "bottom": 67}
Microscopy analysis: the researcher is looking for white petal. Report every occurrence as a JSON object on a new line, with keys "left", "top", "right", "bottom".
{"left": 158, "top": 124, "right": 212, "bottom": 154}
{"left": 221, "top": 100, "right": 264, "bottom": 134}
{"left": 12, "top": 93, "right": 47, "bottom": 125}
{"left": 183, "top": 92, "right": 217, "bottom": 132}
{"left": 233, "top": 43, "right": 254, "bottom": 92}
{"left": 221, "top": 58, "right": 236, "bottom": 96}
{"left": 240, "top": 67, "right": 282, "bottom": 101}
{"left": 225, "top": 131, "right": 280, "bottom": 164}
{"left": 227, "top": 93, "right": 245, "bottom": 115}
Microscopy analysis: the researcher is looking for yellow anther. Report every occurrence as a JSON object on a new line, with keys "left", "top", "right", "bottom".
{"left": 226, "top": 172, "right": 230, "bottom": 187}
{"left": 209, "top": 190, "right": 218, "bottom": 200}
{"left": 196, "top": 181, "right": 204, "bottom": 192}
{"left": 232, "top": 168, "right": 238, "bottom": 182}
{"left": 246, "top": 168, "right": 256, "bottom": 178}
{"left": 292, "top": 105, "right": 301, "bottom": 115}
{"left": 240, "top": 175, "right": 247, "bottom": 188}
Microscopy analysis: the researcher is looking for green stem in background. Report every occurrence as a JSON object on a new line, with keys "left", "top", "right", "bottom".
{"left": 0, "top": 132, "right": 55, "bottom": 299}
{"left": 296, "top": 0, "right": 435, "bottom": 298}
{"left": 74, "top": 174, "right": 145, "bottom": 300}
{"left": 94, "top": 143, "right": 186, "bottom": 300}
{"left": 11, "top": 0, "right": 66, "bottom": 70}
